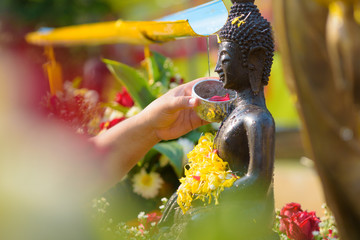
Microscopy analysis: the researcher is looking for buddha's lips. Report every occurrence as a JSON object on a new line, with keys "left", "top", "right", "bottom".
{"left": 218, "top": 74, "right": 225, "bottom": 82}
{"left": 208, "top": 93, "right": 230, "bottom": 102}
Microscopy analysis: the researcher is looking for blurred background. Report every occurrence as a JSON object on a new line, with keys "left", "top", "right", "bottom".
{"left": 0, "top": 0, "right": 326, "bottom": 237}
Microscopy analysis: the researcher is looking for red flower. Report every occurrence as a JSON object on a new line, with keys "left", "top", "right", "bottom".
{"left": 115, "top": 87, "right": 134, "bottom": 107}
{"left": 146, "top": 212, "right": 161, "bottom": 225}
{"left": 327, "top": 228, "right": 338, "bottom": 239}
{"left": 192, "top": 175, "right": 201, "bottom": 181}
{"left": 140, "top": 211, "right": 162, "bottom": 230}
{"left": 49, "top": 95, "right": 60, "bottom": 108}
{"left": 109, "top": 117, "right": 125, "bottom": 128}
{"left": 279, "top": 202, "right": 302, "bottom": 232}
{"left": 281, "top": 202, "right": 303, "bottom": 218}
{"left": 100, "top": 117, "right": 126, "bottom": 130}
{"left": 280, "top": 203, "right": 320, "bottom": 240}
{"left": 170, "top": 76, "right": 184, "bottom": 84}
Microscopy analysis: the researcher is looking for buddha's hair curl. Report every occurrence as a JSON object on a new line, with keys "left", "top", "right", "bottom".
{"left": 219, "top": 2, "right": 274, "bottom": 85}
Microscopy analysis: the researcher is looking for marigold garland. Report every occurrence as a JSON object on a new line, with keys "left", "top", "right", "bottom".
{"left": 177, "top": 133, "right": 239, "bottom": 214}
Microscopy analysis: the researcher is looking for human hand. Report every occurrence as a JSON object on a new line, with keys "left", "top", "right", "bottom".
{"left": 141, "top": 78, "right": 212, "bottom": 141}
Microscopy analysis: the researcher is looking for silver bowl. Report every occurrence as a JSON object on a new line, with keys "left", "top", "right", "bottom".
{"left": 192, "top": 79, "right": 237, "bottom": 122}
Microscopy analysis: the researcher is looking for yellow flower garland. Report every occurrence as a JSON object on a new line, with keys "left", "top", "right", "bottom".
{"left": 177, "top": 133, "right": 239, "bottom": 214}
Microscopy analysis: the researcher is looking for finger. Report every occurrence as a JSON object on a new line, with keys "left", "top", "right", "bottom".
{"left": 165, "top": 96, "right": 199, "bottom": 114}
{"left": 183, "top": 77, "right": 220, "bottom": 96}
{"left": 189, "top": 110, "right": 210, "bottom": 129}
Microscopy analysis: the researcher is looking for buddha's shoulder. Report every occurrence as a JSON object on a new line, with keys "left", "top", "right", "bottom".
{"left": 230, "top": 105, "right": 274, "bottom": 126}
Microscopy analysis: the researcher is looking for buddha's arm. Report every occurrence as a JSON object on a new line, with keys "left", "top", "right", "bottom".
{"left": 232, "top": 112, "right": 275, "bottom": 194}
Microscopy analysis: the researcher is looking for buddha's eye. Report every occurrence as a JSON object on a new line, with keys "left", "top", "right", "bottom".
{"left": 221, "top": 57, "right": 231, "bottom": 65}
{"left": 220, "top": 52, "right": 231, "bottom": 64}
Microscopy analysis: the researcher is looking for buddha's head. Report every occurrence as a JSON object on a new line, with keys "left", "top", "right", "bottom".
{"left": 215, "top": 0, "right": 274, "bottom": 94}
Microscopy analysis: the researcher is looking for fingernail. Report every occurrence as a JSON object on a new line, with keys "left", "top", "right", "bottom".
{"left": 189, "top": 97, "right": 196, "bottom": 107}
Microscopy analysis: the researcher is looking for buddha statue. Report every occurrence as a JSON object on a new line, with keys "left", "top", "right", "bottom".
{"left": 159, "top": 1, "right": 277, "bottom": 239}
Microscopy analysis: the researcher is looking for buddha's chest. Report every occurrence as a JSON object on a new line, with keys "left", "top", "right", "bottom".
{"left": 214, "top": 113, "right": 250, "bottom": 174}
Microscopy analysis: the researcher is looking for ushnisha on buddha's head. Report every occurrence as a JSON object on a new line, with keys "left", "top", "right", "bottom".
{"left": 215, "top": 0, "right": 274, "bottom": 95}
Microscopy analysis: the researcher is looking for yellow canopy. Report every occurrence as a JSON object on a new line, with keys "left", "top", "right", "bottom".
{"left": 26, "top": 0, "right": 230, "bottom": 46}
{"left": 26, "top": 19, "right": 201, "bottom": 46}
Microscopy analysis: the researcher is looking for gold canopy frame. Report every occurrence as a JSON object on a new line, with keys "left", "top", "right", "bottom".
{"left": 25, "top": 0, "right": 231, "bottom": 94}
{"left": 26, "top": 19, "right": 200, "bottom": 46}
{"left": 26, "top": 0, "right": 231, "bottom": 46}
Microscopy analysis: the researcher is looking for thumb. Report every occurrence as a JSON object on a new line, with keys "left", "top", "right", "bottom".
{"left": 167, "top": 96, "right": 199, "bottom": 113}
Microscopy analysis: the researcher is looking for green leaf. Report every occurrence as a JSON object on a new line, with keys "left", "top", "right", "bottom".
{"left": 153, "top": 141, "right": 183, "bottom": 177}
{"left": 103, "top": 58, "right": 156, "bottom": 109}
{"left": 150, "top": 51, "right": 171, "bottom": 85}
{"left": 101, "top": 102, "right": 129, "bottom": 114}
{"left": 140, "top": 148, "right": 159, "bottom": 167}
{"left": 183, "top": 130, "right": 201, "bottom": 142}
{"left": 72, "top": 77, "right": 82, "bottom": 89}
{"left": 146, "top": 52, "right": 171, "bottom": 97}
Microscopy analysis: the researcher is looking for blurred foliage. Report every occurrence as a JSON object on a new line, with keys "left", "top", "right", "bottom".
{"left": 103, "top": 0, "right": 199, "bottom": 21}
{"left": 0, "top": 0, "right": 207, "bottom": 28}
{"left": 266, "top": 53, "right": 300, "bottom": 128}
{"left": 0, "top": 0, "right": 113, "bottom": 27}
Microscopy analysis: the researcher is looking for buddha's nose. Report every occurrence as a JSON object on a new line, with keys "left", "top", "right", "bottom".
{"left": 214, "top": 61, "right": 221, "bottom": 73}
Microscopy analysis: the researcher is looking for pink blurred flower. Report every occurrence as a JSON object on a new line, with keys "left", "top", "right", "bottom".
{"left": 146, "top": 211, "right": 162, "bottom": 227}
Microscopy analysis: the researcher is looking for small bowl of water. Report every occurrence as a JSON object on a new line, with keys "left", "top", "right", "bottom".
{"left": 192, "top": 79, "right": 237, "bottom": 122}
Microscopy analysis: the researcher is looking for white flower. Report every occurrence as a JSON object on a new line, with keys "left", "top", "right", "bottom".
{"left": 103, "top": 107, "right": 113, "bottom": 118}
{"left": 103, "top": 107, "right": 124, "bottom": 121}
{"left": 177, "top": 138, "right": 194, "bottom": 165}
{"left": 132, "top": 169, "right": 163, "bottom": 199}
{"left": 137, "top": 211, "right": 145, "bottom": 219}
{"left": 63, "top": 81, "right": 74, "bottom": 92}
{"left": 126, "top": 106, "right": 141, "bottom": 118}
{"left": 109, "top": 109, "right": 124, "bottom": 120}
{"left": 84, "top": 90, "right": 99, "bottom": 105}
{"left": 174, "top": 73, "right": 182, "bottom": 82}
{"left": 312, "top": 231, "right": 319, "bottom": 236}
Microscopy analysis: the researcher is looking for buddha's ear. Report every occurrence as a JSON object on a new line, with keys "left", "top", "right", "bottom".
{"left": 248, "top": 46, "right": 266, "bottom": 95}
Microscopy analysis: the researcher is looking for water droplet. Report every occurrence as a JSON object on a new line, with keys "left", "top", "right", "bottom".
{"left": 340, "top": 127, "right": 353, "bottom": 141}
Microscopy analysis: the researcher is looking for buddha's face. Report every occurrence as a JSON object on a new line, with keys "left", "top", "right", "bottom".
{"left": 215, "top": 41, "right": 248, "bottom": 91}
